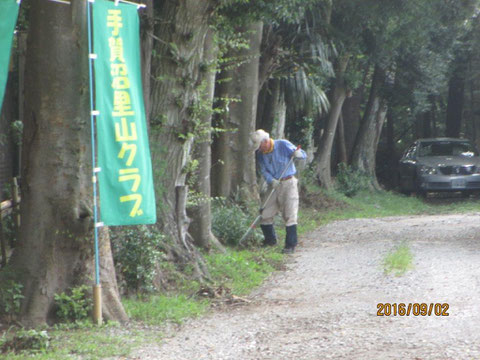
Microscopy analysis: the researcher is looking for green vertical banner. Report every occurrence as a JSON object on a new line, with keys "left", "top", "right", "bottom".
{"left": 0, "top": 0, "right": 19, "bottom": 112}
{"left": 92, "top": 0, "right": 156, "bottom": 226}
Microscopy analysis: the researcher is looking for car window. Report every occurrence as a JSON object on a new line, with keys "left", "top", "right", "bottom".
{"left": 418, "top": 141, "right": 478, "bottom": 157}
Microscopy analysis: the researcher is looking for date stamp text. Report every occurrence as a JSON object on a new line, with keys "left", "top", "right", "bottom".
{"left": 377, "top": 303, "right": 449, "bottom": 317}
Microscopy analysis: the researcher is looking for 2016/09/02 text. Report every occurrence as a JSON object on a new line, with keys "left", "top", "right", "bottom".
{"left": 377, "top": 303, "right": 449, "bottom": 317}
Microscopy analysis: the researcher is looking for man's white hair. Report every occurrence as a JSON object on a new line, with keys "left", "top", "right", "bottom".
{"left": 250, "top": 129, "right": 270, "bottom": 151}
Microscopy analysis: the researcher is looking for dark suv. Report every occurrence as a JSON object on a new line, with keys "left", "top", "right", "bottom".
{"left": 398, "top": 138, "right": 480, "bottom": 196}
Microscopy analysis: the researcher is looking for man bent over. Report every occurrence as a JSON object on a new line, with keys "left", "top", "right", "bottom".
{"left": 250, "top": 129, "right": 306, "bottom": 254}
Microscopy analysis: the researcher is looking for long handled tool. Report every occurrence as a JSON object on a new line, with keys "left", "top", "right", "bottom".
{"left": 239, "top": 145, "right": 301, "bottom": 246}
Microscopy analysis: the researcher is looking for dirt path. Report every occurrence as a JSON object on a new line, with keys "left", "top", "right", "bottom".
{"left": 130, "top": 214, "right": 480, "bottom": 360}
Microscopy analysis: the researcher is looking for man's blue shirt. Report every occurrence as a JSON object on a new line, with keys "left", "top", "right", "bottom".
{"left": 256, "top": 139, "right": 307, "bottom": 184}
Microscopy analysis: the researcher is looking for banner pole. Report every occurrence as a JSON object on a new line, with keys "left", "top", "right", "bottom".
{"left": 87, "top": 0, "right": 102, "bottom": 326}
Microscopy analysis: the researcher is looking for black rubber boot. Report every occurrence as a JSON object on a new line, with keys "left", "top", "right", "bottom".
{"left": 260, "top": 224, "right": 277, "bottom": 246}
{"left": 283, "top": 224, "right": 298, "bottom": 253}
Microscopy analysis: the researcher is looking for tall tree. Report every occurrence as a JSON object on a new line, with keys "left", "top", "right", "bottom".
{"left": 315, "top": 55, "right": 349, "bottom": 188}
{"left": 351, "top": 65, "right": 388, "bottom": 189}
{"left": 188, "top": 29, "right": 222, "bottom": 250}
{"left": 140, "top": 0, "right": 154, "bottom": 122}
{"left": 464, "top": 15, "right": 480, "bottom": 147}
{"left": 340, "top": 63, "right": 368, "bottom": 162}
{"left": 4, "top": 1, "right": 126, "bottom": 326}
{"left": 211, "top": 21, "right": 263, "bottom": 202}
{"left": 148, "top": 0, "right": 213, "bottom": 274}
{"left": 257, "top": 78, "right": 286, "bottom": 139}
{"left": 446, "top": 55, "right": 468, "bottom": 138}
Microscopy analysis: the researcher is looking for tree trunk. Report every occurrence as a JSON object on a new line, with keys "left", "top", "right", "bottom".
{"left": 315, "top": 55, "right": 349, "bottom": 189}
{"left": 414, "top": 112, "right": 423, "bottom": 139}
{"left": 336, "top": 112, "right": 348, "bottom": 164}
{"left": 140, "top": 0, "right": 154, "bottom": 125}
{"left": 423, "top": 111, "right": 432, "bottom": 138}
{"left": 5, "top": 1, "right": 126, "bottom": 327}
{"left": 256, "top": 78, "right": 285, "bottom": 139}
{"left": 211, "top": 71, "right": 233, "bottom": 198}
{"left": 468, "top": 67, "right": 480, "bottom": 147}
{"left": 445, "top": 71, "right": 465, "bottom": 138}
{"left": 271, "top": 83, "right": 286, "bottom": 140}
{"left": 386, "top": 110, "right": 397, "bottom": 188}
{"left": 0, "top": 70, "right": 15, "bottom": 198}
{"left": 149, "top": 0, "right": 212, "bottom": 275}
{"left": 258, "top": 24, "right": 282, "bottom": 92}
{"left": 188, "top": 30, "right": 222, "bottom": 251}
{"left": 211, "top": 21, "right": 263, "bottom": 203}
{"left": 342, "top": 64, "right": 368, "bottom": 161}
{"left": 351, "top": 65, "right": 388, "bottom": 190}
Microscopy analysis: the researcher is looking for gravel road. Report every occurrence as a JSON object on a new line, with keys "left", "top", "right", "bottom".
{"left": 129, "top": 213, "right": 480, "bottom": 360}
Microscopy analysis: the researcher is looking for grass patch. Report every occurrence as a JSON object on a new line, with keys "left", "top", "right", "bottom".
{"left": 299, "top": 188, "right": 480, "bottom": 228}
{"left": 0, "top": 323, "right": 138, "bottom": 360}
{"left": 383, "top": 243, "right": 414, "bottom": 276}
{"left": 123, "top": 295, "right": 208, "bottom": 325}
{"left": 205, "top": 249, "right": 284, "bottom": 296}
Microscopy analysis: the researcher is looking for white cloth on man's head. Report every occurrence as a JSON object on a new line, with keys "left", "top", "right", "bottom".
{"left": 250, "top": 129, "right": 270, "bottom": 151}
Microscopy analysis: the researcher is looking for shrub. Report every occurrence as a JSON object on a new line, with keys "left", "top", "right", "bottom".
{"left": 1, "top": 328, "right": 50, "bottom": 354}
{"left": 211, "top": 199, "right": 263, "bottom": 247}
{"left": 0, "top": 280, "right": 24, "bottom": 318}
{"left": 54, "top": 285, "right": 92, "bottom": 322}
{"left": 335, "top": 163, "right": 370, "bottom": 197}
{"left": 111, "top": 226, "right": 164, "bottom": 294}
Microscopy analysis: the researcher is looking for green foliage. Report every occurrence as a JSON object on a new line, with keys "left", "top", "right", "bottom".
{"left": 123, "top": 295, "right": 208, "bottom": 325}
{"left": 205, "top": 250, "right": 283, "bottom": 295}
{"left": 211, "top": 199, "right": 263, "bottom": 246}
{"left": 0, "top": 212, "right": 17, "bottom": 247}
{"left": 1, "top": 329, "right": 50, "bottom": 354}
{"left": 217, "top": 0, "right": 321, "bottom": 27}
{"left": 0, "top": 322, "right": 135, "bottom": 359}
{"left": 284, "top": 115, "right": 314, "bottom": 149}
{"left": 177, "top": 80, "right": 218, "bottom": 144}
{"left": 11, "top": 121, "right": 23, "bottom": 147}
{"left": 335, "top": 163, "right": 370, "bottom": 197}
{"left": 184, "top": 159, "right": 199, "bottom": 188}
{"left": 0, "top": 280, "right": 24, "bottom": 317}
{"left": 383, "top": 243, "right": 414, "bottom": 276}
{"left": 110, "top": 226, "right": 164, "bottom": 294}
{"left": 54, "top": 285, "right": 92, "bottom": 323}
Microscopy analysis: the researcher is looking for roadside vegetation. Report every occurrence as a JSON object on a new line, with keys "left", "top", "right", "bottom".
{"left": 2, "top": 175, "right": 480, "bottom": 359}
{"left": 383, "top": 243, "right": 414, "bottom": 276}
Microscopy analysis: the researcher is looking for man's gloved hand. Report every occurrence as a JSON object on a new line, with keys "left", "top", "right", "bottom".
{"left": 271, "top": 179, "right": 280, "bottom": 189}
{"left": 294, "top": 149, "right": 303, "bottom": 158}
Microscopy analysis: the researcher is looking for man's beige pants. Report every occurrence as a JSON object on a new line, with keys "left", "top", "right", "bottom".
{"left": 260, "top": 177, "right": 299, "bottom": 227}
